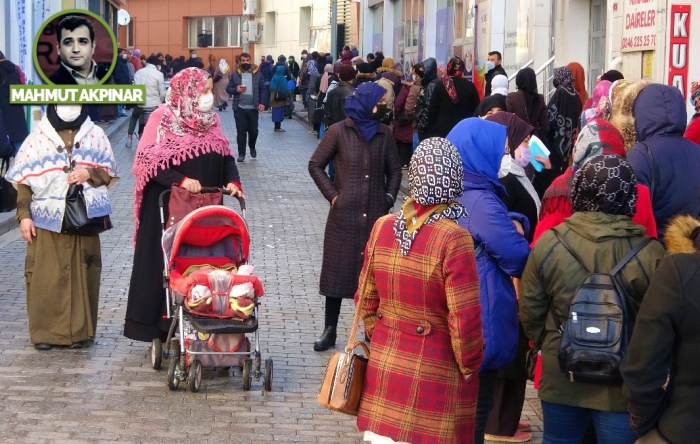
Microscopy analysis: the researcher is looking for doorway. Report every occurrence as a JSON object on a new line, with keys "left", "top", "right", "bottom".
{"left": 588, "top": 0, "right": 607, "bottom": 92}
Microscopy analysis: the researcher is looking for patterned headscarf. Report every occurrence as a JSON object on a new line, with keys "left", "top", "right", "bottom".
{"left": 571, "top": 154, "right": 637, "bottom": 217}
{"left": 553, "top": 67, "right": 575, "bottom": 90}
{"left": 443, "top": 57, "right": 465, "bottom": 103}
{"left": 158, "top": 68, "right": 216, "bottom": 141}
{"left": 582, "top": 80, "right": 612, "bottom": 125}
{"left": 572, "top": 119, "right": 625, "bottom": 172}
{"left": 393, "top": 138, "right": 468, "bottom": 255}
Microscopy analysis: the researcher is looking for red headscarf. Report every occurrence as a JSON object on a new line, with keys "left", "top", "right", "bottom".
{"left": 442, "top": 58, "right": 465, "bottom": 104}
{"left": 567, "top": 62, "right": 589, "bottom": 107}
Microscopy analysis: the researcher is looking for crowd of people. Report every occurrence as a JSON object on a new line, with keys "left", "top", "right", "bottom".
{"left": 308, "top": 50, "right": 700, "bottom": 444}
{"left": 2, "top": 38, "right": 700, "bottom": 444}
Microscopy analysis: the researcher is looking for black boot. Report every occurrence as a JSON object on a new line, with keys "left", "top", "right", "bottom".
{"left": 314, "top": 326, "right": 337, "bottom": 351}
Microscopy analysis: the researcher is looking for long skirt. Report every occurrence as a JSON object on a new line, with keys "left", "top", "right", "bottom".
{"left": 271, "top": 106, "right": 285, "bottom": 123}
{"left": 25, "top": 228, "right": 101, "bottom": 345}
{"left": 213, "top": 73, "right": 230, "bottom": 107}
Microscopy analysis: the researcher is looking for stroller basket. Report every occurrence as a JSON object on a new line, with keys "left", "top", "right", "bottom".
{"left": 185, "top": 313, "right": 258, "bottom": 334}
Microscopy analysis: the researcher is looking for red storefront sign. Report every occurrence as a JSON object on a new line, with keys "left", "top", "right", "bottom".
{"left": 668, "top": 4, "right": 691, "bottom": 98}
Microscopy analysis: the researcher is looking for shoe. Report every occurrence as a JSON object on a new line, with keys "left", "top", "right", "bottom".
{"left": 274, "top": 128, "right": 286, "bottom": 132}
{"left": 250, "top": 149, "right": 257, "bottom": 158}
{"left": 237, "top": 155, "right": 245, "bottom": 162}
{"left": 484, "top": 431, "right": 532, "bottom": 443}
{"left": 518, "top": 421, "right": 531, "bottom": 432}
{"left": 34, "top": 343, "right": 52, "bottom": 351}
{"left": 314, "top": 326, "right": 337, "bottom": 351}
{"left": 69, "top": 342, "right": 83, "bottom": 350}
{"left": 125, "top": 138, "right": 132, "bottom": 148}
{"left": 118, "top": 114, "right": 127, "bottom": 117}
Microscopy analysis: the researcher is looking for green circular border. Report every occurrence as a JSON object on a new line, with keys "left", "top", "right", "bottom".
{"left": 33, "top": 8, "right": 118, "bottom": 86}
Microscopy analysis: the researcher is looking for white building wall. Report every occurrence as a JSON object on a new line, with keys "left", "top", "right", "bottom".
{"left": 254, "top": 0, "right": 331, "bottom": 58}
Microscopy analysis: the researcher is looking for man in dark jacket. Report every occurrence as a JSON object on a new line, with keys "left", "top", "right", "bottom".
{"left": 485, "top": 51, "right": 507, "bottom": 96}
{"left": 48, "top": 15, "right": 108, "bottom": 85}
{"left": 185, "top": 50, "right": 203, "bottom": 69}
{"left": 623, "top": 83, "right": 700, "bottom": 243}
{"left": 226, "top": 53, "right": 266, "bottom": 162}
{"left": 113, "top": 48, "right": 131, "bottom": 117}
{"left": 0, "top": 51, "right": 29, "bottom": 157}
{"left": 324, "top": 65, "right": 356, "bottom": 128}
{"left": 275, "top": 55, "right": 293, "bottom": 80}
{"left": 287, "top": 55, "right": 300, "bottom": 80}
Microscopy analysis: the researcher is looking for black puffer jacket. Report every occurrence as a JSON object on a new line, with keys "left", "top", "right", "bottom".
{"left": 324, "top": 81, "right": 356, "bottom": 128}
{"left": 414, "top": 57, "right": 439, "bottom": 134}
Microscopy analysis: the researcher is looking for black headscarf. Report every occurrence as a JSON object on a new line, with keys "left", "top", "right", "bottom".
{"left": 571, "top": 154, "right": 637, "bottom": 217}
{"left": 600, "top": 70, "right": 624, "bottom": 83}
{"left": 515, "top": 67, "right": 539, "bottom": 117}
{"left": 485, "top": 111, "right": 535, "bottom": 154}
{"left": 474, "top": 94, "right": 508, "bottom": 117}
{"left": 46, "top": 105, "right": 88, "bottom": 131}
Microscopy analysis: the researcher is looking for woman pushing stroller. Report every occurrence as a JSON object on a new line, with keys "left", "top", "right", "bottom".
{"left": 125, "top": 67, "right": 244, "bottom": 344}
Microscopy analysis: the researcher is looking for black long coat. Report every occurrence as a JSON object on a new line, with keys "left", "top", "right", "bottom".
{"left": 308, "top": 118, "right": 401, "bottom": 299}
{"left": 0, "top": 60, "right": 29, "bottom": 143}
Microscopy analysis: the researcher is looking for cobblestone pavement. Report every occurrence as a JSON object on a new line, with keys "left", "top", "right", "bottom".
{"left": 0, "top": 107, "right": 543, "bottom": 443}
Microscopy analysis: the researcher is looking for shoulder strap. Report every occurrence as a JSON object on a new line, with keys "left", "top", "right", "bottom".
{"left": 641, "top": 142, "right": 656, "bottom": 198}
{"left": 552, "top": 228, "right": 591, "bottom": 273}
{"left": 610, "top": 237, "right": 653, "bottom": 276}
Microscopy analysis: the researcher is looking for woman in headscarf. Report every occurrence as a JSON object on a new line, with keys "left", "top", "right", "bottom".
{"left": 446, "top": 118, "right": 532, "bottom": 444}
{"left": 474, "top": 94, "right": 508, "bottom": 118}
{"left": 424, "top": 57, "right": 480, "bottom": 138}
{"left": 600, "top": 69, "right": 624, "bottom": 83}
{"left": 581, "top": 80, "right": 612, "bottom": 126}
{"left": 506, "top": 67, "right": 549, "bottom": 143}
{"left": 306, "top": 54, "right": 322, "bottom": 136}
{"left": 533, "top": 119, "right": 657, "bottom": 244}
{"left": 567, "top": 62, "right": 589, "bottom": 107}
{"left": 6, "top": 105, "right": 119, "bottom": 350}
{"left": 213, "top": 58, "right": 231, "bottom": 111}
{"left": 490, "top": 74, "right": 509, "bottom": 96}
{"left": 269, "top": 65, "right": 289, "bottom": 132}
{"left": 355, "top": 138, "right": 483, "bottom": 444}
{"left": 520, "top": 154, "right": 664, "bottom": 444}
{"left": 308, "top": 82, "right": 402, "bottom": 352}
{"left": 125, "top": 68, "right": 243, "bottom": 343}
{"left": 318, "top": 63, "right": 335, "bottom": 103}
{"left": 546, "top": 66, "right": 582, "bottom": 178}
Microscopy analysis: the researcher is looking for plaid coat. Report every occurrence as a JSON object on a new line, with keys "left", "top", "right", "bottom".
{"left": 355, "top": 214, "right": 483, "bottom": 444}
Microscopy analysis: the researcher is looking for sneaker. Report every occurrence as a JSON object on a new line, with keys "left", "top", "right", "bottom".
{"left": 274, "top": 128, "right": 286, "bottom": 132}
{"left": 237, "top": 155, "right": 245, "bottom": 162}
{"left": 518, "top": 421, "right": 531, "bottom": 432}
{"left": 125, "top": 138, "right": 132, "bottom": 148}
{"left": 250, "top": 149, "right": 257, "bottom": 158}
{"left": 484, "top": 431, "right": 532, "bottom": 443}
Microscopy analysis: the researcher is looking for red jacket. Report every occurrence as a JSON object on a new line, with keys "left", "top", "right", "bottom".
{"left": 685, "top": 115, "right": 700, "bottom": 145}
{"left": 532, "top": 169, "right": 657, "bottom": 246}
{"left": 129, "top": 56, "right": 142, "bottom": 72}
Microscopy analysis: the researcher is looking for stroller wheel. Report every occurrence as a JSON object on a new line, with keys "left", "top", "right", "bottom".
{"left": 151, "top": 338, "right": 163, "bottom": 370}
{"left": 189, "top": 360, "right": 202, "bottom": 393}
{"left": 170, "top": 338, "right": 181, "bottom": 360}
{"left": 242, "top": 358, "right": 252, "bottom": 391}
{"left": 264, "top": 358, "right": 273, "bottom": 392}
{"left": 167, "top": 359, "right": 181, "bottom": 391}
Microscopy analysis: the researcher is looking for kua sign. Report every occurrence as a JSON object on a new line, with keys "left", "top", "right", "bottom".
{"left": 668, "top": 4, "right": 691, "bottom": 98}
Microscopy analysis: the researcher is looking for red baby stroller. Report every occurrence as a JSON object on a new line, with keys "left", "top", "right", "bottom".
{"left": 151, "top": 188, "right": 272, "bottom": 393}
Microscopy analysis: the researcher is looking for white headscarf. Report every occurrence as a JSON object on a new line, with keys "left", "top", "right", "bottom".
{"left": 491, "top": 74, "right": 509, "bottom": 96}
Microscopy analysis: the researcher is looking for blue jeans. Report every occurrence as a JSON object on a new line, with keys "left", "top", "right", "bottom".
{"left": 117, "top": 104, "right": 125, "bottom": 116}
{"left": 412, "top": 130, "right": 419, "bottom": 152}
{"left": 541, "top": 401, "right": 636, "bottom": 444}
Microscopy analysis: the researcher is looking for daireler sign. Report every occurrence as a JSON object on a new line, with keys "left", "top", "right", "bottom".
{"left": 621, "top": 0, "right": 658, "bottom": 52}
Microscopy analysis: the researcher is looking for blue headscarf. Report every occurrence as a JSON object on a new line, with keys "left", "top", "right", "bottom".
{"left": 446, "top": 117, "right": 508, "bottom": 193}
{"left": 344, "top": 82, "right": 386, "bottom": 142}
{"left": 270, "top": 65, "right": 288, "bottom": 93}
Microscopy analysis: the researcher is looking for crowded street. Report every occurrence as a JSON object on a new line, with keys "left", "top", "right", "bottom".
{"left": 0, "top": 110, "right": 543, "bottom": 443}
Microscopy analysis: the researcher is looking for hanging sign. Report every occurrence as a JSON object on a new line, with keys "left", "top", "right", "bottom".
{"left": 668, "top": 4, "right": 691, "bottom": 98}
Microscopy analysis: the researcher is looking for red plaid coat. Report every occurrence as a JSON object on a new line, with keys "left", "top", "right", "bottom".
{"left": 355, "top": 214, "right": 483, "bottom": 444}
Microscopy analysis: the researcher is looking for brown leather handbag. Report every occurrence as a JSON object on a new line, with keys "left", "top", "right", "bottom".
{"left": 318, "top": 239, "right": 373, "bottom": 416}
{"left": 168, "top": 184, "right": 223, "bottom": 227}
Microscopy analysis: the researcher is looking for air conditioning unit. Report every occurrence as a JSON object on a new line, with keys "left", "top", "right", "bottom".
{"left": 243, "top": 0, "right": 254, "bottom": 16}
{"left": 248, "top": 22, "right": 260, "bottom": 42}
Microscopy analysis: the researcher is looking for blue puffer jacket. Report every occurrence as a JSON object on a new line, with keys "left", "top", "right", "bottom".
{"left": 447, "top": 118, "right": 532, "bottom": 371}
{"left": 626, "top": 84, "right": 700, "bottom": 242}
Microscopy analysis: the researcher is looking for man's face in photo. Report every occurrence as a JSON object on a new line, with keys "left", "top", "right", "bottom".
{"left": 57, "top": 24, "right": 95, "bottom": 73}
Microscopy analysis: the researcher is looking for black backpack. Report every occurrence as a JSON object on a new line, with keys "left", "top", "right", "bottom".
{"left": 551, "top": 229, "right": 652, "bottom": 384}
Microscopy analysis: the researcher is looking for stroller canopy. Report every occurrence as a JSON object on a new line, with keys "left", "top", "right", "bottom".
{"left": 162, "top": 205, "right": 250, "bottom": 272}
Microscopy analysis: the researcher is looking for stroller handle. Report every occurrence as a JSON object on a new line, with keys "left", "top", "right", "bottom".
{"left": 158, "top": 187, "right": 246, "bottom": 212}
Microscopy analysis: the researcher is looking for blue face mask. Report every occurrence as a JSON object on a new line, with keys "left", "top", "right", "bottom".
{"left": 486, "top": 61, "right": 496, "bottom": 71}
{"left": 691, "top": 95, "right": 697, "bottom": 108}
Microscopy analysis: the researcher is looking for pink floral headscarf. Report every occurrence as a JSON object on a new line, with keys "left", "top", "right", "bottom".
{"left": 581, "top": 80, "right": 612, "bottom": 126}
{"left": 157, "top": 67, "right": 216, "bottom": 141}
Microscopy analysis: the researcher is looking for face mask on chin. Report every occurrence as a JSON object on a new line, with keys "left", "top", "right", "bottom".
{"left": 55, "top": 105, "right": 82, "bottom": 122}
{"left": 196, "top": 92, "right": 214, "bottom": 112}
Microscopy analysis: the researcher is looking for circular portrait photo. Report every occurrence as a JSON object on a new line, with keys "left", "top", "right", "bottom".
{"left": 34, "top": 9, "right": 117, "bottom": 85}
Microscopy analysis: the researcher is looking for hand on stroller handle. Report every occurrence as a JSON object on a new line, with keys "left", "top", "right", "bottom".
{"left": 158, "top": 186, "right": 246, "bottom": 212}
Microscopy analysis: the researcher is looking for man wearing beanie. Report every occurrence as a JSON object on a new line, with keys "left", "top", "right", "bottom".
{"left": 324, "top": 65, "right": 356, "bottom": 128}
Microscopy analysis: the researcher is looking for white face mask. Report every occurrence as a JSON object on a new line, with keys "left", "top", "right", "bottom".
{"left": 191, "top": 53, "right": 197, "bottom": 59}
{"left": 55, "top": 105, "right": 82, "bottom": 122}
{"left": 196, "top": 92, "right": 214, "bottom": 112}
{"left": 121, "top": 53, "right": 128, "bottom": 60}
